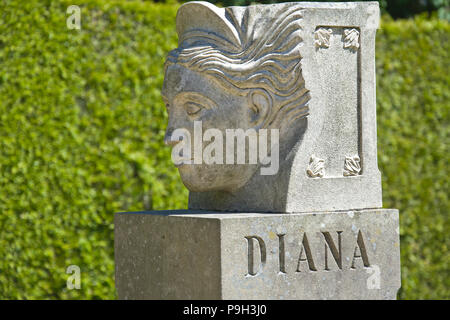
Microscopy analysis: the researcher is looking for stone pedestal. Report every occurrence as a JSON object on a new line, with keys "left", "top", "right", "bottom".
{"left": 115, "top": 209, "right": 401, "bottom": 299}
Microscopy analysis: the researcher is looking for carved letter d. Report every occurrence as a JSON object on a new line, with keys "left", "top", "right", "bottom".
{"left": 245, "top": 236, "right": 266, "bottom": 276}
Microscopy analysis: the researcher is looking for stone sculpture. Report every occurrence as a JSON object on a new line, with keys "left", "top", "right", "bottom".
{"left": 162, "top": 1, "right": 383, "bottom": 213}
{"left": 115, "top": 1, "right": 401, "bottom": 300}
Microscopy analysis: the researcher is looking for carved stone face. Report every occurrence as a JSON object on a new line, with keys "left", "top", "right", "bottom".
{"left": 157, "top": 2, "right": 383, "bottom": 214}
{"left": 162, "top": 2, "right": 311, "bottom": 195}
{"left": 162, "top": 64, "right": 260, "bottom": 192}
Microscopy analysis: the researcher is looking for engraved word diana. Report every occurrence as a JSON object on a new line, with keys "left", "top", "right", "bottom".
{"left": 245, "top": 230, "right": 371, "bottom": 276}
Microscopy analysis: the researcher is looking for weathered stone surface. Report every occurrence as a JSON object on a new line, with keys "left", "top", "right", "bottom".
{"left": 115, "top": 2, "right": 401, "bottom": 300}
{"left": 163, "top": 1, "right": 383, "bottom": 213}
{"left": 115, "top": 209, "right": 401, "bottom": 299}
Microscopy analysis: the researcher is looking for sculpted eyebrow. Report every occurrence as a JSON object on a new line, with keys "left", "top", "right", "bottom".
{"left": 174, "top": 92, "right": 216, "bottom": 109}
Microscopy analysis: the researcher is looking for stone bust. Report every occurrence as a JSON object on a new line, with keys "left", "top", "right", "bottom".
{"left": 162, "top": 1, "right": 310, "bottom": 195}
{"left": 161, "top": 1, "right": 382, "bottom": 213}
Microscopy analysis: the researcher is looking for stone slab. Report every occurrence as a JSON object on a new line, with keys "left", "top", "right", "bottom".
{"left": 115, "top": 208, "right": 401, "bottom": 299}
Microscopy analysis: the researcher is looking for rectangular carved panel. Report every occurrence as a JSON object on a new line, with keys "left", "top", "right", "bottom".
{"left": 313, "top": 27, "right": 361, "bottom": 177}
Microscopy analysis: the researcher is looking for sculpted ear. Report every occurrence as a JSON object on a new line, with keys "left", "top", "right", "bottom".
{"left": 248, "top": 89, "right": 272, "bottom": 129}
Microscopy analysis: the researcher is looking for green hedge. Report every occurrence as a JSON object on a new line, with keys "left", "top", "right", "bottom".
{"left": 0, "top": 0, "right": 185, "bottom": 299}
{"left": 376, "top": 15, "right": 449, "bottom": 299}
{"left": 0, "top": 0, "right": 448, "bottom": 299}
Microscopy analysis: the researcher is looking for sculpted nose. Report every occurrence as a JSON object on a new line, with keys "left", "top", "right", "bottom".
{"left": 164, "top": 127, "right": 178, "bottom": 146}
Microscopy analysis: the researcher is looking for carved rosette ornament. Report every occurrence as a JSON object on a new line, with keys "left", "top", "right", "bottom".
{"left": 307, "top": 155, "right": 325, "bottom": 178}
{"left": 343, "top": 155, "right": 361, "bottom": 176}
{"left": 314, "top": 28, "right": 332, "bottom": 48}
{"left": 343, "top": 28, "right": 360, "bottom": 51}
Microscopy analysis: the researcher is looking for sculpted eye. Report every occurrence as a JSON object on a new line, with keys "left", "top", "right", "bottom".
{"left": 185, "top": 102, "right": 203, "bottom": 116}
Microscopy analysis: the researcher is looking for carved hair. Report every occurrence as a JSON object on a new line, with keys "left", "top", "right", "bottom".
{"left": 165, "top": 4, "right": 310, "bottom": 129}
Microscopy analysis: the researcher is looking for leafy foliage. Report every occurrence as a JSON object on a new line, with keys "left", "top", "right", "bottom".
{"left": 376, "top": 15, "right": 449, "bottom": 299}
{"left": 0, "top": 1, "right": 448, "bottom": 299}
{"left": 0, "top": 0, "right": 185, "bottom": 299}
